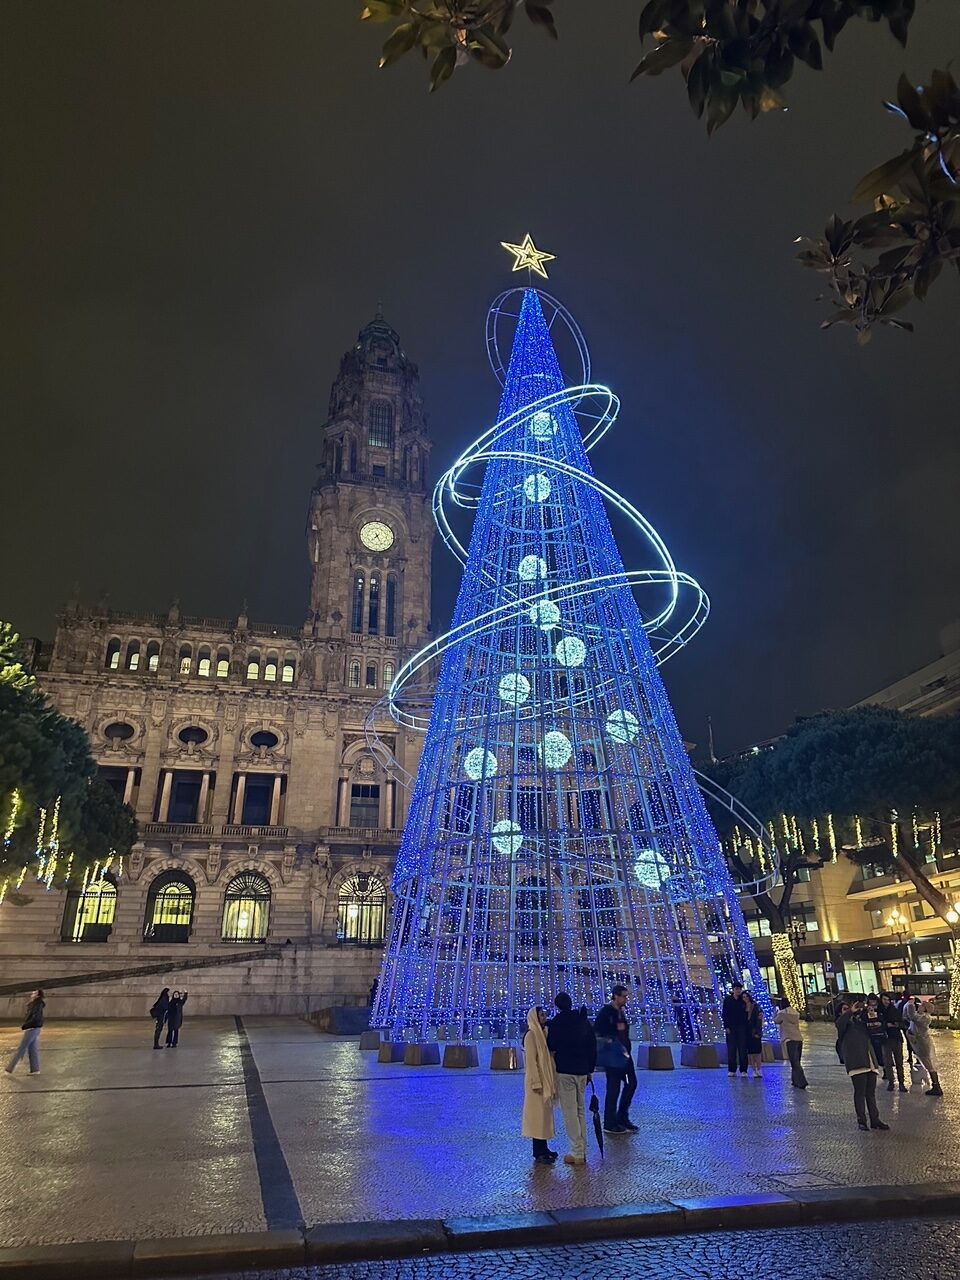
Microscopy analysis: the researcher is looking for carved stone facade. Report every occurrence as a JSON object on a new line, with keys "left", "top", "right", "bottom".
{"left": 0, "top": 313, "right": 433, "bottom": 1016}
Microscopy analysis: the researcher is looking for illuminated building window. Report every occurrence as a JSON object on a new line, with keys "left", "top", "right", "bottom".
{"left": 61, "top": 877, "right": 117, "bottom": 943}
{"left": 264, "top": 660, "right": 278, "bottom": 682}
{"left": 178, "top": 644, "right": 192, "bottom": 676}
{"left": 198, "top": 647, "right": 211, "bottom": 678}
{"left": 105, "top": 638, "right": 121, "bottom": 670}
{"left": 352, "top": 574, "right": 365, "bottom": 634}
{"left": 216, "top": 651, "right": 229, "bottom": 678}
{"left": 349, "top": 660, "right": 361, "bottom": 688}
{"left": 337, "top": 873, "right": 386, "bottom": 946}
{"left": 144, "top": 873, "right": 195, "bottom": 943}
{"left": 146, "top": 641, "right": 160, "bottom": 673}
{"left": 368, "top": 399, "right": 394, "bottom": 450}
{"left": 368, "top": 575, "right": 380, "bottom": 635}
{"left": 385, "top": 578, "right": 397, "bottom": 637}
{"left": 247, "top": 653, "right": 260, "bottom": 680}
{"left": 383, "top": 660, "right": 394, "bottom": 689}
{"left": 349, "top": 783, "right": 380, "bottom": 828}
{"left": 221, "top": 872, "right": 271, "bottom": 943}
{"left": 281, "top": 659, "right": 295, "bottom": 684}
{"left": 126, "top": 641, "right": 141, "bottom": 671}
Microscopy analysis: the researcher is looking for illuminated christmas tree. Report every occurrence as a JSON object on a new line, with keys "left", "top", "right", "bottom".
{"left": 373, "top": 243, "right": 773, "bottom": 1045}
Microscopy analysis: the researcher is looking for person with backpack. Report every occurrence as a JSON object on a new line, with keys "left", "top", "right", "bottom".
{"left": 4, "top": 989, "right": 45, "bottom": 1075}
{"left": 547, "top": 993, "right": 597, "bottom": 1166}
{"left": 150, "top": 988, "right": 170, "bottom": 1050}
{"left": 165, "top": 990, "right": 188, "bottom": 1047}
{"left": 594, "top": 984, "right": 637, "bottom": 1134}
{"left": 836, "top": 996, "right": 889, "bottom": 1131}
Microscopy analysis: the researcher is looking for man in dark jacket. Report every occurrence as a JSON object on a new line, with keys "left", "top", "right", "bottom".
{"left": 548, "top": 993, "right": 597, "bottom": 1166}
{"left": 165, "top": 990, "right": 189, "bottom": 1047}
{"left": 836, "top": 997, "right": 890, "bottom": 1131}
{"left": 879, "top": 993, "right": 908, "bottom": 1092}
{"left": 594, "top": 984, "right": 637, "bottom": 1134}
{"left": 721, "top": 982, "right": 749, "bottom": 1077}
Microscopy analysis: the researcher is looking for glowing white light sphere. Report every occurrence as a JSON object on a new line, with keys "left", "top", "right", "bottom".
{"left": 555, "top": 635, "right": 587, "bottom": 668}
{"left": 523, "top": 473, "right": 551, "bottom": 502}
{"left": 517, "top": 555, "right": 548, "bottom": 582}
{"left": 498, "top": 672, "right": 531, "bottom": 706}
{"left": 492, "top": 819, "right": 523, "bottom": 856}
{"left": 606, "top": 709, "right": 640, "bottom": 743}
{"left": 528, "top": 600, "right": 561, "bottom": 631}
{"left": 539, "top": 731, "right": 573, "bottom": 770}
{"left": 463, "top": 747, "right": 498, "bottom": 782}
{"left": 530, "top": 409, "right": 557, "bottom": 440}
{"left": 635, "top": 847, "right": 671, "bottom": 891}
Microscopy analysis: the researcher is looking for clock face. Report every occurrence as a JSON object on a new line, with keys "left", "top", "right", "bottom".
{"left": 359, "top": 520, "right": 395, "bottom": 552}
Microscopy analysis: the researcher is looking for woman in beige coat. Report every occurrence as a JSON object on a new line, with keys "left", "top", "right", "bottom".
{"left": 522, "top": 1006, "right": 558, "bottom": 1164}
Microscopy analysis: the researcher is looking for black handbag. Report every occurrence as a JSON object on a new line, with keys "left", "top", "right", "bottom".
{"left": 596, "top": 1036, "right": 630, "bottom": 1071}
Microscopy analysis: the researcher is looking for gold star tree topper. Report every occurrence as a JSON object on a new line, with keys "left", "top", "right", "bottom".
{"left": 500, "top": 233, "right": 555, "bottom": 280}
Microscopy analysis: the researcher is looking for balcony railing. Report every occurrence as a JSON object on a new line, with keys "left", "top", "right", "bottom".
{"left": 142, "top": 822, "right": 293, "bottom": 841}
{"left": 322, "top": 826, "right": 400, "bottom": 844}
{"left": 222, "top": 824, "right": 291, "bottom": 839}
{"left": 142, "top": 822, "right": 214, "bottom": 838}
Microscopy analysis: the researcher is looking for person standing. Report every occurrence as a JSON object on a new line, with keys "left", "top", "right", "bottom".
{"left": 722, "top": 982, "right": 749, "bottom": 1078}
{"left": 879, "top": 993, "right": 908, "bottom": 1092}
{"left": 897, "top": 991, "right": 915, "bottom": 1068}
{"left": 547, "top": 993, "right": 597, "bottom": 1166}
{"left": 150, "top": 988, "right": 170, "bottom": 1050}
{"left": 522, "top": 1006, "right": 558, "bottom": 1164}
{"left": 864, "top": 996, "right": 888, "bottom": 1083}
{"left": 594, "top": 984, "right": 638, "bottom": 1134}
{"left": 904, "top": 998, "right": 943, "bottom": 1097}
{"left": 774, "top": 997, "right": 807, "bottom": 1088}
{"left": 165, "top": 989, "right": 188, "bottom": 1047}
{"left": 5, "top": 989, "right": 45, "bottom": 1075}
{"left": 743, "top": 992, "right": 764, "bottom": 1077}
{"left": 836, "top": 996, "right": 889, "bottom": 1131}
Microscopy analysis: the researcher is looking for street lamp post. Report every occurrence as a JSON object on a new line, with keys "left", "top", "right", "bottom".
{"left": 885, "top": 908, "right": 913, "bottom": 978}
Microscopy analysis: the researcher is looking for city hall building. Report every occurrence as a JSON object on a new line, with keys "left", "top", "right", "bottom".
{"left": 0, "top": 312, "right": 435, "bottom": 1016}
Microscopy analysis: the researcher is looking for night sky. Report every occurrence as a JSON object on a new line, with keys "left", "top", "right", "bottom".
{"left": 3, "top": 2, "right": 959, "bottom": 754}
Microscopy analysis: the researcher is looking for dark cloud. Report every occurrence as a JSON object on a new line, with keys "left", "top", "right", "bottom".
{"left": 2, "top": 1, "right": 958, "bottom": 751}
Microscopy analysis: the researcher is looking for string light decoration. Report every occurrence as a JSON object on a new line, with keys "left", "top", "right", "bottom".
{"left": 370, "top": 283, "right": 775, "bottom": 1045}
{"left": 771, "top": 931, "right": 806, "bottom": 1012}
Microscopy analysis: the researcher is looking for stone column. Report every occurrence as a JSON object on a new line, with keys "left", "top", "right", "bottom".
{"left": 158, "top": 770, "right": 173, "bottom": 822}
{"left": 123, "top": 768, "right": 137, "bottom": 806}
{"left": 269, "top": 775, "right": 282, "bottom": 826}
{"left": 197, "top": 772, "right": 211, "bottom": 823}
{"left": 232, "top": 774, "right": 246, "bottom": 824}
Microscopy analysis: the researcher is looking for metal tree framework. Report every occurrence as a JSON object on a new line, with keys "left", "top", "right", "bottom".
{"left": 371, "top": 284, "right": 775, "bottom": 1044}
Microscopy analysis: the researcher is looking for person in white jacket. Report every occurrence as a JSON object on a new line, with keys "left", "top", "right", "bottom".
{"left": 904, "top": 999, "right": 943, "bottom": 1097}
{"left": 522, "top": 1006, "right": 559, "bottom": 1164}
{"left": 774, "top": 997, "right": 808, "bottom": 1089}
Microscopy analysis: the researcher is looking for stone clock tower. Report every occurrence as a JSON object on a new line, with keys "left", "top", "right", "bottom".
{"left": 306, "top": 311, "right": 433, "bottom": 696}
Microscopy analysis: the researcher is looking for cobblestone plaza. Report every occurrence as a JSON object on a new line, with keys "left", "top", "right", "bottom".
{"left": 1, "top": 1018, "right": 957, "bottom": 1252}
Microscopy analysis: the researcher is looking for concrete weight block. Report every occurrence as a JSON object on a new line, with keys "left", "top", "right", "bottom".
{"left": 377, "top": 1041, "right": 406, "bottom": 1063}
{"left": 359, "top": 1030, "right": 381, "bottom": 1050}
{"left": 403, "top": 1043, "right": 441, "bottom": 1066}
{"left": 489, "top": 1045, "right": 524, "bottom": 1071}
{"left": 680, "top": 1043, "right": 721, "bottom": 1068}
{"left": 442, "top": 1043, "right": 479, "bottom": 1068}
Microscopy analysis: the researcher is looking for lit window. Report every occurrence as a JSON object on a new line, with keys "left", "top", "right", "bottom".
{"left": 368, "top": 575, "right": 380, "bottom": 635}
{"left": 352, "top": 574, "right": 365, "bottom": 634}
{"left": 178, "top": 645, "right": 192, "bottom": 676}
{"left": 146, "top": 641, "right": 160, "bottom": 672}
{"left": 216, "top": 658, "right": 229, "bottom": 678}
{"left": 264, "top": 662, "right": 278, "bottom": 682}
{"left": 222, "top": 872, "right": 271, "bottom": 943}
{"left": 368, "top": 400, "right": 394, "bottom": 450}
{"left": 247, "top": 657, "right": 260, "bottom": 680}
{"left": 198, "top": 658, "right": 211, "bottom": 677}
{"left": 383, "top": 661, "right": 394, "bottom": 689}
{"left": 126, "top": 642, "right": 141, "bottom": 671}
{"left": 62, "top": 878, "right": 117, "bottom": 943}
{"left": 144, "top": 874, "right": 195, "bottom": 943}
{"left": 106, "top": 639, "right": 121, "bottom": 670}
{"left": 281, "top": 660, "right": 294, "bottom": 684}
{"left": 337, "top": 873, "right": 386, "bottom": 945}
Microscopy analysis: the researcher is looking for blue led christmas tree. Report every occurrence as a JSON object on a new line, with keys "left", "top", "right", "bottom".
{"left": 372, "top": 257, "right": 773, "bottom": 1045}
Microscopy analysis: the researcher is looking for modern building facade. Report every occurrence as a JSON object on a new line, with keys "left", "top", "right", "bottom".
{"left": 0, "top": 312, "right": 434, "bottom": 1017}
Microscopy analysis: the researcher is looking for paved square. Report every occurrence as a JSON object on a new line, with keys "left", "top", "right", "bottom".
{"left": 1, "top": 1016, "right": 957, "bottom": 1249}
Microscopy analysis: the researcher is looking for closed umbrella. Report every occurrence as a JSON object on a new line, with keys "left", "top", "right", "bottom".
{"left": 588, "top": 1079, "right": 604, "bottom": 1158}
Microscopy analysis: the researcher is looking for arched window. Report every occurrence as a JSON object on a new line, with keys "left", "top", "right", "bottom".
{"left": 351, "top": 573, "right": 365, "bottom": 634}
{"left": 216, "top": 649, "right": 229, "bottom": 678}
{"left": 365, "top": 663, "right": 377, "bottom": 688}
{"left": 385, "top": 577, "right": 397, "bottom": 637}
{"left": 349, "top": 660, "right": 361, "bottom": 688}
{"left": 105, "top": 638, "right": 121, "bottom": 670}
{"left": 146, "top": 641, "right": 160, "bottom": 673}
{"left": 144, "top": 872, "right": 195, "bottom": 943}
{"left": 368, "top": 399, "right": 394, "bottom": 450}
{"left": 61, "top": 876, "right": 117, "bottom": 943}
{"left": 126, "top": 640, "right": 141, "bottom": 671}
{"left": 264, "top": 658, "right": 278, "bottom": 682}
{"left": 368, "top": 575, "right": 380, "bottom": 635}
{"left": 221, "top": 872, "right": 271, "bottom": 943}
{"left": 197, "top": 646, "right": 212, "bottom": 678}
{"left": 178, "top": 644, "right": 192, "bottom": 676}
{"left": 281, "top": 658, "right": 295, "bottom": 684}
{"left": 337, "top": 873, "right": 386, "bottom": 946}
{"left": 383, "top": 661, "right": 394, "bottom": 689}
{"left": 246, "top": 652, "right": 260, "bottom": 681}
